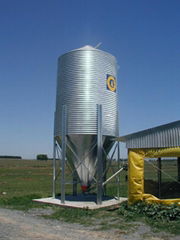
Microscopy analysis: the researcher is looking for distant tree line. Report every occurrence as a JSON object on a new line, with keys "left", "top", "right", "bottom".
{"left": 0, "top": 156, "right": 22, "bottom": 159}
{"left": 36, "top": 154, "right": 48, "bottom": 160}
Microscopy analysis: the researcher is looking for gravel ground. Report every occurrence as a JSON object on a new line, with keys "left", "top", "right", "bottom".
{"left": 0, "top": 208, "right": 179, "bottom": 240}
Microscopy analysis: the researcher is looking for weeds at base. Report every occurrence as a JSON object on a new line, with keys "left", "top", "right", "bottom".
{"left": 118, "top": 201, "right": 180, "bottom": 235}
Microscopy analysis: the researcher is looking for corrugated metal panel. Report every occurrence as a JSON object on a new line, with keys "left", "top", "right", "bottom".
{"left": 117, "top": 121, "right": 180, "bottom": 148}
{"left": 54, "top": 45, "right": 119, "bottom": 137}
{"left": 54, "top": 45, "right": 119, "bottom": 186}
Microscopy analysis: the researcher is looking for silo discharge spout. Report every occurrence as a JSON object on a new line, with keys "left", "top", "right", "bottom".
{"left": 81, "top": 185, "right": 90, "bottom": 193}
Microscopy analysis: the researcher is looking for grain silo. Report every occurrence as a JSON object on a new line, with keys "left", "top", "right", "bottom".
{"left": 53, "top": 45, "right": 119, "bottom": 205}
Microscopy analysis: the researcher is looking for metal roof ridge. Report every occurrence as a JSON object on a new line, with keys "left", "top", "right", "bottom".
{"left": 119, "top": 120, "right": 180, "bottom": 141}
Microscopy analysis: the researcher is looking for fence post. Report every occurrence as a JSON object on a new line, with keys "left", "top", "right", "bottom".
{"left": 178, "top": 157, "right": 180, "bottom": 182}
{"left": 157, "top": 157, "right": 162, "bottom": 198}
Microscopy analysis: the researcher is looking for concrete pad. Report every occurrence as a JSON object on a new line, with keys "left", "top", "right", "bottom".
{"left": 33, "top": 195, "right": 127, "bottom": 210}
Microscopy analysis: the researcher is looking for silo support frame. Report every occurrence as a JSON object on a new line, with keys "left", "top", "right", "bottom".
{"left": 97, "top": 104, "right": 103, "bottom": 205}
{"left": 52, "top": 139, "right": 56, "bottom": 198}
{"left": 52, "top": 139, "right": 62, "bottom": 198}
{"left": 102, "top": 142, "right": 118, "bottom": 175}
{"left": 53, "top": 104, "right": 121, "bottom": 205}
{"left": 61, "top": 105, "right": 67, "bottom": 204}
{"left": 101, "top": 141, "right": 124, "bottom": 199}
{"left": 72, "top": 171, "right": 78, "bottom": 196}
{"left": 52, "top": 105, "right": 67, "bottom": 203}
{"left": 52, "top": 139, "right": 122, "bottom": 204}
{"left": 117, "top": 142, "right": 121, "bottom": 199}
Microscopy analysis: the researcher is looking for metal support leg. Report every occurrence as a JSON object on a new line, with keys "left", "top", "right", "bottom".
{"left": 103, "top": 155, "right": 107, "bottom": 196}
{"left": 61, "top": 105, "right": 67, "bottom": 204}
{"left": 73, "top": 171, "right": 78, "bottom": 196}
{"left": 52, "top": 139, "right": 56, "bottom": 198}
{"left": 97, "top": 104, "right": 103, "bottom": 205}
{"left": 157, "top": 157, "right": 162, "bottom": 198}
{"left": 117, "top": 141, "right": 120, "bottom": 199}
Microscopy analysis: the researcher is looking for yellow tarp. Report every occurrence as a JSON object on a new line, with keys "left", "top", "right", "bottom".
{"left": 128, "top": 147, "right": 180, "bottom": 205}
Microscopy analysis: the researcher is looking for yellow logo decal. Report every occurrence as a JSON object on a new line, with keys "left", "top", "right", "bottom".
{"left": 106, "top": 74, "right": 116, "bottom": 92}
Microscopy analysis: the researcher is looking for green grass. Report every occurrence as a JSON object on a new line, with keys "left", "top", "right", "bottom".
{"left": 43, "top": 205, "right": 137, "bottom": 232}
{"left": 44, "top": 207, "right": 97, "bottom": 225}
{"left": 0, "top": 158, "right": 180, "bottom": 235}
{"left": 0, "top": 159, "right": 52, "bottom": 198}
{"left": 0, "top": 194, "right": 44, "bottom": 210}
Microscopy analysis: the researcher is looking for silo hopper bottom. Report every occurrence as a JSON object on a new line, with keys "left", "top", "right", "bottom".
{"left": 56, "top": 135, "right": 114, "bottom": 192}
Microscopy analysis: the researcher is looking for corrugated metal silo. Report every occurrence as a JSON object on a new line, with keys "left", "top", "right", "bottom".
{"left": 54, "top": 45, "right": 119, "bottom": 192}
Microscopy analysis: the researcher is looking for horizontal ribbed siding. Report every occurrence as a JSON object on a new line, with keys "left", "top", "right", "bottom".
{"left": 54, "top": 47, "right": 119, "bottom": 137}
{"left": 118, "top": 121, "right": 180, "bottom": 148}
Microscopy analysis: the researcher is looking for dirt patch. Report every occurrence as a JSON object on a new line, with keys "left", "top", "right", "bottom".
{"left": 0, "top": 208, "right": 179, "bottom": 240}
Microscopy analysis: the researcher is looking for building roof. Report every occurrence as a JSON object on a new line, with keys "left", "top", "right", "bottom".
{"left": 117, "top": 120, "right": 180, "bottom": 149}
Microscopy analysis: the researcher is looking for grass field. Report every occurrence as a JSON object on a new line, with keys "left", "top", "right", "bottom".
{"left": 0, "top": 159, "right": 52, "bottom": 198}
{"left": 0, "top": 158, "right": 128, "bottom": 201}
{"left": 0, "top": 158, "right": 180, "bottom": 235}
{"left": 1, "top": 158, "right": 178, "bottom": 199}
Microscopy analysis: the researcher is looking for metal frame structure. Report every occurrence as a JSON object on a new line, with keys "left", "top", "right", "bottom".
{"left": 52, "top": 104, "right": 123, "bottom": 205}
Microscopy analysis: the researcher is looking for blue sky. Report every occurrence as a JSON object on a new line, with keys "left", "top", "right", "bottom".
{"left": 0, "top": 0, "right": 179, "bottom": 158}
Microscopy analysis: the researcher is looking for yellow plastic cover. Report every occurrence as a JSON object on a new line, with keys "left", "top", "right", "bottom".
{"left": 128, "top": 147, "right": 180, "bottom": 205}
